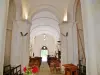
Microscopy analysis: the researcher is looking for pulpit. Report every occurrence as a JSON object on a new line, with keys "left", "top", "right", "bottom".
{"left": 62, "top": 64, "right": 78, "bottom": 75}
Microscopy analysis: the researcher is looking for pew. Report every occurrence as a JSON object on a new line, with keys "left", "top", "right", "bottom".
{"left": 47, "top": 56, "right": 61, "bottom": 73}
{"left": 47, "top": 57, "right": 57, "bottom": 66}
{"left": 3, "top": 65, "right": 12, "bottom": 75}
{"left": 29, "top": 57, "right": 42, "bottom": 68}
{"left": 62, "top": 64, "right": 78, "bottom": 75}
{"left": 3, "top": 65, "right": 22, "bottom": 75}
{"left": 11, "top": 65, "right": 22, "bottom": 75}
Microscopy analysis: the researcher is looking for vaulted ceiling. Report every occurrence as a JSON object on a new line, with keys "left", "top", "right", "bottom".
{"left": 14, "top": 0, "right": 75, "bottom": 21}
{"left": 13, "top": 0, "right": 76, "bottom": 44}
{"left": 22, "top": 0, "right": 68, "bottom": 22}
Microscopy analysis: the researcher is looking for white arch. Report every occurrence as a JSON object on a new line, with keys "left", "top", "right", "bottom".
{"left": 31, "top": 18, "right": 59, "bottom": 32}
{"left": 30, "top": 26, "right": 60, "bottom": 41}
{"left": 30, "top": 10, "right": 60, "bottom": 57}
{"left": 28, "top": 4, "right": 62, "bottom": 22}
{"left": 30, "top": 11, "right": 60, "bottom": 41}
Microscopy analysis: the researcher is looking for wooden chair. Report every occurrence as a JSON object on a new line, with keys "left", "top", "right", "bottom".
{"left": 49, "top": 60, "right": 55, "bottom": 73}
{"left": 55, "top": 60, "right": 61, "bottom": 73}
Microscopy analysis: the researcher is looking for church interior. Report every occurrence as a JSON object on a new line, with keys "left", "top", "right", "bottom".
{"left": 0, "top": 0, "right": 100, "bottom": 75}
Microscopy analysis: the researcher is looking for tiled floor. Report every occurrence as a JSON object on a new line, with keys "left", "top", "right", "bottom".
{"left": 38, "top": 62, "right": 63, "bottom": 75}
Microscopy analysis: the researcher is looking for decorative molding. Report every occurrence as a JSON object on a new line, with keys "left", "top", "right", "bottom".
{"left": 29, "top": 4, "right": 61, "bottom": 22}
{"left": 32, "top": 17, "right": 59, "bottom": 23}
{"left": 30, "top": 25, "right": 60, "bottom": 34}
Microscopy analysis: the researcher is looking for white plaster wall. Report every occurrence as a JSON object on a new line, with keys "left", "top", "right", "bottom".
{"left": 30, "top": 11, "right": 60, "bottom": 42}
{"left": 80, "top": 0, "right": 100, "bottom": 75}
{"left": 27, "top": 0, "right": 68, "bottom": 22}
{"left": 60, "top": 22, "right": 78, "bottom": 72}
{"left": 4, "top": 30, "right": 12, "bottom": 65}
{"left": 4, "top": 0, "right": 16, "bottom": 66}
{"left": 32, "top": 34, "right": 57, "bottom": 57}
{"left": 11, "top": 21, "right": 30, "bottom": 70}
{"left": 0, "top": 0, "right": 9, "bottom": 74}
{"left": 60, "top": 23, "right": 78, "bottom": 64}
{"left": 92, "top": 1, "right": 100, "bottom": 74}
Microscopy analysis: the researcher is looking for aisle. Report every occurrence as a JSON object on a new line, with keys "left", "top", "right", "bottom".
{"left": 38, "top": 62, "right": 63, "bottom": 75}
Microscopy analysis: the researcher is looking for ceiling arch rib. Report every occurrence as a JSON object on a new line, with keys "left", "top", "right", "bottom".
{"left": 30, "top": 10, "right": 60, "bottom": 43}
{"left": 31, "top": 18, "right": 59, "bottom": 29}
{"left": 31, "top": 19, "right": 60, "bottom": 33}
{"left": 32, "top": 11, "right": 59, "bottom": 22}
{"left": 29, "top": 4, "right": 61, "bottom": 22}
{"left": 30, "top": 25, "right": 60, "bottom": 35}
{"left": 31, "top": 30, "right": 59, "bottom": 41}
{"left": 30, "top": 26, "right": 60, "bottom": 41}
{"left": 32, "top": 17, "right": 59, "bottom": 23}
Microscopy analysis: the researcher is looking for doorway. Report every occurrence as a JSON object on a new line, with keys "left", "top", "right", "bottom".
{"left": 41, "top": 46, "right": 48, "bottom": 62}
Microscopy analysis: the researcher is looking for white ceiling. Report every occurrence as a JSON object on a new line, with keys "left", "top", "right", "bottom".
{"left": 14, "top": 0, "right": 76, "bottom": 44}
{"left": 21, "top": 0, "right": 69, "bottom": 22}
{"left": 23, "top": 0, "right": 70, "bottom": 44}
{"left": 14, "top": 0, "right": 76, "bottom": 21}
{"left": 30, "top": 11, "right": 60, "bottom": 42}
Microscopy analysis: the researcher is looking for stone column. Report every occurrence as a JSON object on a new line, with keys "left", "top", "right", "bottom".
{"left": 0, "top": 0, "right": 9, "bottom": 75}
{"left": 60, "top": 22, "right": 78, "bottom": 72}
{"left": 4, "top": 0, "right": 16, "bottom": 66}
{"left": 80, "top": 0, "right": 100, "bottom": 75}
{"left": 60, "top": 23, "right": 68, "bottom": 72}
{"left": 11, "top": 20, "right": 30, "bottom": 70}
{"left": 60, "top": 33, "right": 68, "bottom": 72}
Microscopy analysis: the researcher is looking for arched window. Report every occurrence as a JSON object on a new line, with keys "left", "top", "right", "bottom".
{"left": 41, "top": 46, "right": 48, "bottom": 62}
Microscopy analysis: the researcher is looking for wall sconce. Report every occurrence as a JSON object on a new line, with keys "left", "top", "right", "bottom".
{"left": 63, "top": 10, "right": 68, "bottom": 22}
{"left": 22, "top": 0, "right": 28, "bottom": 20}
{"left": 25, "top": 13, "right": 28, "bottom": 20}
{"left": 23, "top": 8, "right": 28, "bottom": 20}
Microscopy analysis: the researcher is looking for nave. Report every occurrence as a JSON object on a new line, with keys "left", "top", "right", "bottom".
{"left": 1, "top": 0, "right": 100, "bottom": 75}
{"left": 38, "top": 62, "right": 62, "bottom": 75}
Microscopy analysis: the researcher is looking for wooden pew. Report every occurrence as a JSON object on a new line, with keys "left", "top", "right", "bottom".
{"left": 62, "top": 64, "right": 78, "bottom": 75}
{"left": 29, "top": 57, "right": 42, "bottom": 68}
{"left": 3, "top": 65, "right": 12, "bottom": 75}
{"left": 3, "top": 65, "right": 22, "bottom": 75}
{"left": 47, "top": 57, "right": 61, "bottom": 73}
{"left": 11, "top": 65, "right": 22, "bottom": 75}
{"left": 47, "top": 57, "right": 57, "bottom": 66}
